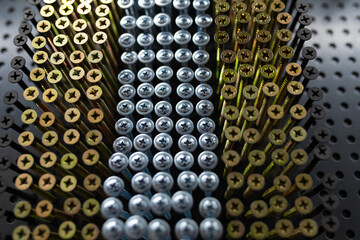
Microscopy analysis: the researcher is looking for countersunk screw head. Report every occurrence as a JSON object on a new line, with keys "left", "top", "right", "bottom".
{"left": 198, "top": 151, "right": 218, "bottom": 170}
{"left": 148, "top": 219, "right": 171, "bottom": 240}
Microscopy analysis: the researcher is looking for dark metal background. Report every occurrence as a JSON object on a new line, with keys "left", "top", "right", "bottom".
{"left": 0, "top": 0, "right": 359, "bottom": 239}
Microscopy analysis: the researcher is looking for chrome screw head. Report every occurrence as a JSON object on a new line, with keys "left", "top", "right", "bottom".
{"left": 153, "top": 151, "right": 173, "bottom": 171}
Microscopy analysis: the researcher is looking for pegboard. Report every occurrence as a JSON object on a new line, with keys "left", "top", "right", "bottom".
{"left": 0, "top": 0, "right": 359, "bottom": 240}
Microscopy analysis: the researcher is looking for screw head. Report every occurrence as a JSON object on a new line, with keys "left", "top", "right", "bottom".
{"left": 176, "top": 14, "right": 193, "bottom": 28}
{"left": 131, "top": 172, "right": 152, "bottom": 193}
{"left": 113, "top": 136, "right": 132, "bottom": 154}
{"left": 177, "top": 171, "right": 198, "bottom": 191}
{"left": 103, "top": 176, "right": 125, "bottom": 197}
{"left": 128, "top": 194, "right": 151, "bottom": 216}
{"left": 153, "top": 151, "right": 173, "bottom": 171}
{"left": 102, "top": 218, "right": 124, "bottom": 240}
{"left": 129, "top": 152, "right": 149, "bottom": 171}
{"left": 151, "top": 192, "right": 172, "bottom": 215}
{"left": 152, "top": 172, "right": 174, "bottom": 192}
{"left": 147, "top": 219, "right": 171, "bottom": 240}
{"left": 174, "top": 151, "right": 194, "bottom": 170}
{"left": 199, "top": 218, "right": 223, "bottom": 240}
{"left": 199, "top": 197, "right": 221, "bottom": 218}
{"left": 175, "top": 219, "right": 199, "bottom": 240}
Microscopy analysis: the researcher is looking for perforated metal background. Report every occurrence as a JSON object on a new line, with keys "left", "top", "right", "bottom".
{"left": 0, "top": 0, "right": 359, "bottom": 239}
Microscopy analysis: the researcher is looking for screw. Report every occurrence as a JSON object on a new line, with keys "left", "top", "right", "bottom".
{"left": 262, "top": 149, "right": 289, "bottom": 178}
{"left": 283, "top": 173, "right": 313, "bottom": 198}
{"left": 244, "top": 200, "right": 268, "bottom": 219}
{"left": 280, "top": 148, "right": 308, "bottom": 176}
{"left": 266, "top": 219, "right": 294, "bottom": 239}
{"left": 262, "top": 175, "right": 291, "bottom": 199}
{"left": 102, "top": 218, "right": 125, "bottom": 240}
{"left": 288, "top": 218, "right": 318, "bottom": 239}
{"left": 283, "top": 196, "right": 313, "bottom": 218}
{"left": 247, "top": 221, "right": 268, "bottom": 240}
{"left": 222, "top": 150, "right": 240, "bottom": 179}
{"left": 225, "top": 198, "right": 244, "bottom": 219}
{"left": 243, "top": 173, "right": 265, "bottom": 199}
{"left": 242, "top": 150, "right": 266, "bottom": 179}
{"left": 283, "top": 126, "right": 307, "bottom": 152}
{"left": 266, "top": 195, "right": 288, "bottom": 217}
{"left": 226, "top": 220, "right": 245, "bottom": 240}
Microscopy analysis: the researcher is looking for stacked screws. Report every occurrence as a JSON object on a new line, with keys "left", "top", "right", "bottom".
{"left": 2, "top": 1, "right": 123, "bottom": 239}
{"left": 0, "top": 0, "right": 342, "bottom": 240}
{"left": 214, "top": 1, "right": 339, "bottom": 240}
